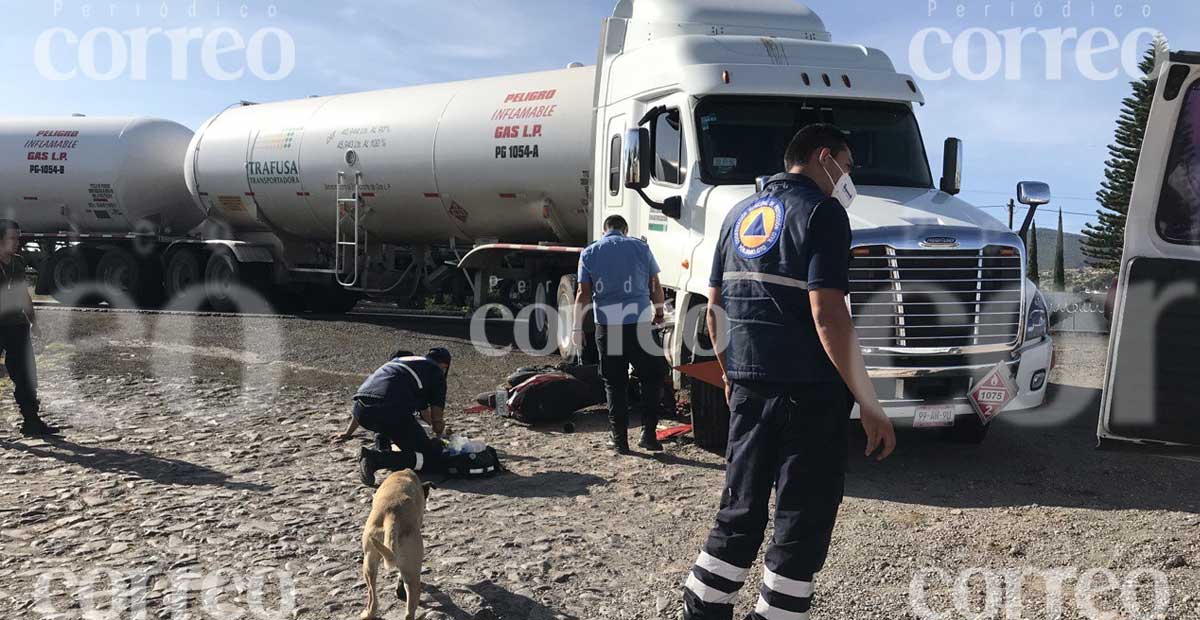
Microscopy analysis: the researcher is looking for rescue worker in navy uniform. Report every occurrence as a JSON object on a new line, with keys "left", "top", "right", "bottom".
{"left": 682, "top": 124, "right": 897, "bottom": 620}
{"left": 332, "top": 347, "right": 452, "bottom": 486}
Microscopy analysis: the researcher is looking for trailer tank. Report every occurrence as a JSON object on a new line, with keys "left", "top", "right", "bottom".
{"left": 186, "top": 66, "right": 595, "bottom": 246}
{"left": 0, "top": 117, "right": 201, "bottom": 235}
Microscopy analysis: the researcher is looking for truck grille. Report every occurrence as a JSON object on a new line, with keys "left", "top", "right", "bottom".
{"left": 850, "top": 246, "right": 1024, "bottom": 349}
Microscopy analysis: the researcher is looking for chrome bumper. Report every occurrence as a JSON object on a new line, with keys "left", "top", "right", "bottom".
{"left": 864, "top": 338, "right": 1047, "bottom": 379}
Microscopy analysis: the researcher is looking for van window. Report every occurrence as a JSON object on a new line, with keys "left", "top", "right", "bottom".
{"left": 609, "top": 134, "right": 622, "bottom": 196}
{"left": 1156, "top": 79, "right": 1200, "bottom": 245}
{"left": 653, "top": 109, "right": 687, "bottom": 185}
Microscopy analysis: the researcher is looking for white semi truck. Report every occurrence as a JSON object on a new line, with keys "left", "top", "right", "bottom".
{"left": 3, "top": 0, "right": 1055, "bottom": 447}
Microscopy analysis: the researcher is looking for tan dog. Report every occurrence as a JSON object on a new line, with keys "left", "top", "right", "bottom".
{"left": 361, "top": 470, "right": 433, "bottom": 620}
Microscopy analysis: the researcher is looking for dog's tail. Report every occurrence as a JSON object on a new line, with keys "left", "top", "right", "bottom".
{"left": 372, "top": 513, "right": 398, "bottom": 570}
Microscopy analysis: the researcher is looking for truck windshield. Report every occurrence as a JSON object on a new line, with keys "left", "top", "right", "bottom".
{"left": 695, "top": 97, "right": 934, "bottom": 188}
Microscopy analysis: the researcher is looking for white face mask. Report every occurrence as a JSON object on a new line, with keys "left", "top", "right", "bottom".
{"left": 822, "top": 156, "right": 858, "bottom": 209}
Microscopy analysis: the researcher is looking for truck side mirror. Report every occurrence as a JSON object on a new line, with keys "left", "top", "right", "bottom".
{"left": 1017, "top": 181, "right": 1051, "bottom": 207}
{"left": 940, "top": 138, "right": 963, "bottom": 195}
{"left": 662, "top": 196, "right": 682, "bottom": 219}
{"left": 1017, "top": 181, "right": 1052, "bottom": 238}
{"left": 624, "top": 128, "right": 652, "bottom": 191}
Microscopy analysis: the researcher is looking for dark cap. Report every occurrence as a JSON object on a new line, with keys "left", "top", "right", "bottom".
{"left": 426, "top": 347, "right": 452, "bottom": 365}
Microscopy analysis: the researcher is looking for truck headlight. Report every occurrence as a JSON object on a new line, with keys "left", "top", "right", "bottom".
{"left": 1025, "top": 292, "right": 1048, "bottom": 341}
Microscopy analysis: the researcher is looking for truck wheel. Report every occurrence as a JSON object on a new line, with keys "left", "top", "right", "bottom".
{"left": 556, "top": 274, "right": 597, "bottom": 362}
{"left": 690, "top": 379, "right": 730, "bottom": 455}
{"left": 48, "top": 248, "right": 91, "bottom": 305}
{"left": 96, "top": 247, "right": 143, "bottom": 308}
{"left": 204, "top": 250, "right": 242, "bottom": 312}
{"left": 165, "top": 248, "right": 203, "bottom": 302}
{"left": 944, "top": 415, "right": 991, "bottom": 444}
{"left": 528, "top": 279, "right": 553, "bottom": 351}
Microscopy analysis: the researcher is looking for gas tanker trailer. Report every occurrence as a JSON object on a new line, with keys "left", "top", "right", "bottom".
{"left": 0, "top": 116, "right": 201, "bottom": 306}
{"left": 5, "top": 0, "right": 1057, "bottom": 447}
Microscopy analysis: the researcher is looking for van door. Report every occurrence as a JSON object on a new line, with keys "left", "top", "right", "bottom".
{"left": 1099, "top": 52, "right": 1200, "bottom": 448}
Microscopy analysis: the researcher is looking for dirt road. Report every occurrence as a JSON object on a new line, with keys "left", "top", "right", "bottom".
{"left": 0, "top": 310, "right": 1196, "bottom": 619}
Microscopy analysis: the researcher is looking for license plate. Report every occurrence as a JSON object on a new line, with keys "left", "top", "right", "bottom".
{"left": 914, "top": 405, "right": 956, "bottom": 428}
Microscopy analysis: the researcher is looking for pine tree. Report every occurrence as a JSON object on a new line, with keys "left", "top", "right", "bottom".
{"left": 1054, "top": 208, "right": 1067, "bottom": 292}
{"left": 1082, "top": 40, "right": 1164, "bottom": 270}
{"left": 1027, "top": 220, "right": 1040, "bottom": 285}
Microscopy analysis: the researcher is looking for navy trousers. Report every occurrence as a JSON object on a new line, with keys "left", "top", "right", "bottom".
{"left": 353, "top": 399, "right": 441, "bottom": 472}
{"left": 0, "top": 324, "right": 39, "bottom": 419}
{"left": 684, "top": 380, "right": 852, "bottom": 620}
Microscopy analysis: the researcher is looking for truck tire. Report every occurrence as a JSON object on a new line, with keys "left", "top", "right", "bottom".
{"left": 690, "top": 379, "right": 730, "bottom": 455}
{"left": 556, "top": 274, "right": 597, "bottom": 362}
{"left": 528, "top": 279, "right": 553, "bottom": 351}
{"left": 204, "top": 249, "right": 243, "bottom": 312}
{"left": 48, "top": 248, "right": 91, "bottom": 305}
{"left": 944, "top": 414, "right": 991, "bottom": 444}
{"left": 95, "top": 247, "right": 145, "bottom": 308}
{"left": 164, "top": 248, "right": 203, "bottom": 302}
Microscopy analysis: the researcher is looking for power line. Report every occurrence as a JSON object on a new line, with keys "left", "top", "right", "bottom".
{"left": 964, "top": 189, "right": 1099, "bottom": 202}
{"left": 978, "top": 205, "right": 1098, "bottom": 217}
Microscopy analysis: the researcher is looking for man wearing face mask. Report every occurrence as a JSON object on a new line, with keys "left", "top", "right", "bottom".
{"left": 682, "top": 124, "right": 896, "bottom": 620}
{"left": 332, "top": 347, "right": 452, "bottom": 486}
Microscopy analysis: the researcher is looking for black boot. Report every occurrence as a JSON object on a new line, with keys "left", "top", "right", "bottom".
{"left": 608, "top": 430, "right": 630, "bottom": 455}
{"left": 638, "top": 433, "right": 664, "bottom": 452}
{"left": 19, "top": 408, "right": 59, "bottom": 437}
{"left": 358, "top": 447, "right": 380, "bottom": 487}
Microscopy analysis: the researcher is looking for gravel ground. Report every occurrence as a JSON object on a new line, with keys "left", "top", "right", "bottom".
{"left": 0, "top": 311, "right": 1197, "bottom": 620}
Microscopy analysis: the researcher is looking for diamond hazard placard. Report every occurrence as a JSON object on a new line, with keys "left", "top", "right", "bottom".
{"left": 969, "top": 363, "right": 1018, "bottom": 424}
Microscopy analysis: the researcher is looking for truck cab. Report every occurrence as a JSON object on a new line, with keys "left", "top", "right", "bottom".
{"left": 588, "top": 0, "right": 1054, "bottom": 448}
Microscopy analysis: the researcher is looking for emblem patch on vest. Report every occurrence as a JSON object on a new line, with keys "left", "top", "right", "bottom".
{"left": 733, "top": 196, "right": 785, "bottom": 259}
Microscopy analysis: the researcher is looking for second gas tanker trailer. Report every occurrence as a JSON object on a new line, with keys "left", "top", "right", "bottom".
{"left": 9, "top": 0, "right": 1056, "bottom": 446}
{"left": 0, "top": 116, "right": 202, "bottom": 306}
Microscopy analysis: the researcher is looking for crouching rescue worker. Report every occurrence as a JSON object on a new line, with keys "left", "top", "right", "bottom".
{"left": 332, "top": 347, "right": 453, "bottom": 486}
{"left": 0, "top": 220, "right": 58, "bottom": 437}
{"left": 682, "top": 124, "right": 896, "bottom": 620}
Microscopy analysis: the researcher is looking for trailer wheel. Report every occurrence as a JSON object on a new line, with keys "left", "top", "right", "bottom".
{"left": 204, "top": 249, "right": 243, "bottom": 312}
{"left": 164, "top": 248, "right": 203, "bottom": 302}
{"left": 48, "top": 248, "right": 91, "bottom": 304}
{"left": 94, "top": 247, "right": 145, "bottom": 308}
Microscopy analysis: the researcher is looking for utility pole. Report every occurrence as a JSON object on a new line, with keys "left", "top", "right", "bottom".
{"left": 1008, "top": 198, "right": 1015, "bottom": 229}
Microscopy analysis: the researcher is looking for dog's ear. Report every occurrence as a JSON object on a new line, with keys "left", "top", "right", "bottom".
{"left": 422, "top": 482, "right": 435, "bottom": 498}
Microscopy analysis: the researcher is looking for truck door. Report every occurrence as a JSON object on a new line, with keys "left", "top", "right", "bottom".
{"left": 638, "top": 97, "right": 692, "bottom": 289}
{"left": 1099, "top": 52, "right": 1200, "bottom": 448}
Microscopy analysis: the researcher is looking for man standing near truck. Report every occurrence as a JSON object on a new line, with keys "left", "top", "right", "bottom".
{"left": 574, "top": 214, "right": 669, "bottom": 455}
{"left": 332, "top": 347, "right": 452, "bottom": 486}
{"left": 0, "top": 220, "right": 58, "bottom": 437}
{"left": 682, "top": 125, "right": 896, "bottom": 620}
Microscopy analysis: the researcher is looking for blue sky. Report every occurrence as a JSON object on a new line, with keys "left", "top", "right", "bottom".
{"left": 2, "top": 0, "right": 1197, "bottom": 234}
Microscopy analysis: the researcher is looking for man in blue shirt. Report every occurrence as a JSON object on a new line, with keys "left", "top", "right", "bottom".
{"left": 682, "top": 125, "right": 896, "bottom": 620}
{"left": 574, "top": 215, "right": 668, "bottom": 454}
{"left": 332, "top": 347, "right": 452, "bottom": 486}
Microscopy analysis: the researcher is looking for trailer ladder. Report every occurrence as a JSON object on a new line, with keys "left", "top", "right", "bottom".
{"left": 334, "top": 171, "right": 366, "bottom": 288}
